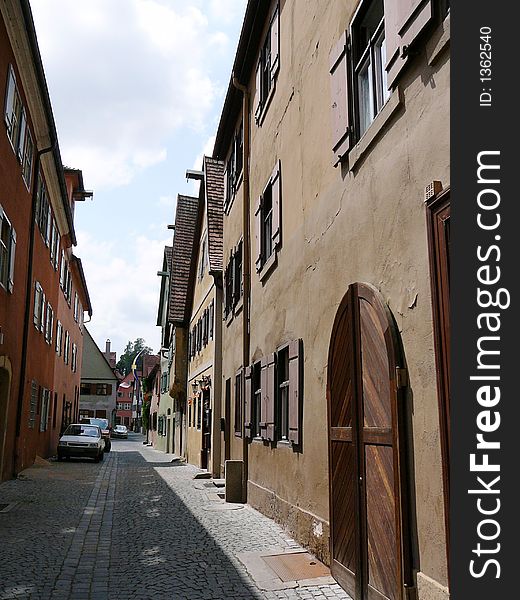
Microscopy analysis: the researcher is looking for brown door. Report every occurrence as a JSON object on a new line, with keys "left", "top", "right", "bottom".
{"left": 327, "top": 283, "right": 411, "bottom": 600}
{"left": 426, "top": 187, "right": 450, "bottom": 574}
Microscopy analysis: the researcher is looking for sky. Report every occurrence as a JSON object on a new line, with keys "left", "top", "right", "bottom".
{"left": 30, "top": 0, "right": 247, "bottom": 360}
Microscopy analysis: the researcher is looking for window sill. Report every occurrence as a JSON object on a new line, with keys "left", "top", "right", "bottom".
{"left": 427, "top": 12, "right": 450, "bottom": 67}
{"left": 348, "top": 87, "right": 403, "bottom": 171}
{"left": 258, "top": 252, "right": 277, "bottom": 283}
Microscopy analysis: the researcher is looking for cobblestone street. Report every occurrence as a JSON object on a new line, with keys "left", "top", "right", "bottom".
{"left": 0, "top": 435, "right": 350, "bottom": 600}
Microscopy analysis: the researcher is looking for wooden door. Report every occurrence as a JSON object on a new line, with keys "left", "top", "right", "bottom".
{"left": 426, "top": 187, "right": 450, "bottom": 574}
{"left": 327, "top": 283, "right": 411, "bottom": 600}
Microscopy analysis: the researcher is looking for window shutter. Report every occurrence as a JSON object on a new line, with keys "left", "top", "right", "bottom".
{"left": 33, "top": 283, "right": 41, "bottom": 326}
{"left": 265, "top": 353, "right": 276, "bottom": 440}
{"left": 260, "top": 356, "right": 268, "bottom": 438}
{"left": 8, "top": 227, "right": 16, "bottom": 293}
{"left": 254, "top": 196, "right": 263, "bottom": 272}
{"left": 4, "top": 66, "right": 16, "bottom": 127}
{"left": 253, "top": 60, "right": 262, "bottom": 122}
{"left": 329, "top": 31, "right": 351, "bottom": 163}
{"left": 288, "top": 339, "right": 302, "bottom": 445}
{"left": 17, "top": 109, "right": 26, "bottom": 160}
{"left": 244, "top": 365, "right": 252, "bottom": 438}
{"left": 209, "top": 300, "right": 214, "bottom": 339}
{"left": 270, "top": 161, "right": 281, "bottom": 248}
{"left": 270, "top": 4, "right": 280, "bottom": 81}
{"left": 40, "top": 292, "right": 46, "bottom": 332}
{"left": 384, "top": 0, "right": 434, "bottom": 89}
{"left": 59, "top": 251, "right": 65, "bottom": 287}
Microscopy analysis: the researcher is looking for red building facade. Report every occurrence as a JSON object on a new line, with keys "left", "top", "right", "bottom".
{"left": 0, "top": 1, "right": 92, "bottom": 480}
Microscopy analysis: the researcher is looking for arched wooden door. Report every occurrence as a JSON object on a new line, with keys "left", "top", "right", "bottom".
{"left": 327, "top": 283, "right": 412, "bottom": 600}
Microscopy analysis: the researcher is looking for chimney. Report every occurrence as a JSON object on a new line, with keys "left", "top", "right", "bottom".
{"left": 106, "top": 339, "right": 111, "bottom": 353}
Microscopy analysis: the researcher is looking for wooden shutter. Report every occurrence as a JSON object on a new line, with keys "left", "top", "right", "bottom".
{"left": 329, "top": 31, "right": 351, "bottom": 163}
{"left": 271, "top": 161, "right": 281, "bottom": 248}
{"left": 384, "top": 0, "right": 434, "bottom": 89}
{"left": 270, "top": 4, "right": 280, "bottom": 81}
{"left": 209, "top": 300, "right": 214, "bottom": 339}
{"left": 259, "top": 356, "right": 268, "bottom": 438}
{"left": 8, "top": 226, "right": 16, "bottom": 293}
{"left": 4, "top": 66, "right": 16, "bottom": 127}
{"left": 288, "top": 339, "right": 302, "bottom": 445}
{"left": 17, "top": 109, "right": 26, "bottom": 160}
{"left": 244, "top": 365, "right": 252, "bottom": 438}
{"left": 254, "top": 60, "right": 262, "bottom": 122}
{"left": 33, "top": 284, "right": 40, "bottom": 326}
{"left": 254, "top": 196, "right": 263, "bottom": 272}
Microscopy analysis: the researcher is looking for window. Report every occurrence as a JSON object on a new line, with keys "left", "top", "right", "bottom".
{"left": 253, "top": 4, "right": 280, "bottom": 123}
{"left": 40, "top": 388, "right": 50, "bottom": 432}
{"left": 329, "top": 0, "right": 435, "bottom": 162}
{"left": 22, "top": 127, "right": 33, "bottom": 187}
{"left": 44, "top": 303, "right": 54, "bottom": 344}
{"left": 4, "top": 65, "right": 34, "bottom": 187}
{"left": 96, "top": 384, "right": 112, "bottom": 396}
{"left": 352, "top": 0, "right": 389, "bottom": 138}
{"left": 224, "top": 242, "right": 243, "bottom": 319}
{"left": 56, "top": 321, "right": 63, "bottom": 355}
{"left": 64, "top": 331, "right": 70, "bottom": 364}
{"left": 71, "top": 344, "right": 78, "bottom": 373}
{"left": 224, "top": 121, "right": 244, "bottom": 211}
{"left": 80, "top": 382, "right": 91, "bottom": 395}
{"left": 198, "top": 235, "right": 208, "bottom": 280}
{"left": 0, "top": 206, "right": 16, "bottom": 293}
{"left": 4, "top": 66, "right": 22, "bottom": 149}
{"left": 33, "top": 282, "right": 45, "bottom": 331}
{"left": 74, "top": 292, "right": 79, "bottom": 322}
{"left": 255, "top": 162, "right": 281, "bottom": 274}
{"left": 50, "top": 220, "right": 59, "bottom": 269}
{"left": 234, "top": 369, "right": 243, "bottom": 437}
{"left": 196, "top": 395, "right": 202, "bottom": 430}
{"left": 36, "top": 175, "right": 51, "bottom": 245}
{"left": 256, "top": 340, "right": 302, "bottom": 446}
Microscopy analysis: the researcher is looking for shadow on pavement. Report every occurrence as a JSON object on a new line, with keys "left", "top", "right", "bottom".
{"left": 111, "top": 451, "right": 263, "bottom": 600}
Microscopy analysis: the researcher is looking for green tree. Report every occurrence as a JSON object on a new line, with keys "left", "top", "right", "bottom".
{"left": 116, "top": 338, "right": 153, "bottom": 376}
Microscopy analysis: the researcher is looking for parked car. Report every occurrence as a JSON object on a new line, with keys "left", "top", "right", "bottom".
{"left": 80, "top": 417, "right": 112, "bottom": 451}
{"left": 57, "top": 424, "right": 105, "bottom": 462}
{"left": 112, "top": 424, "right": 128, "bottom": 439}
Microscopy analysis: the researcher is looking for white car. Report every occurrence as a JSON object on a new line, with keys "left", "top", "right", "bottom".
{"left": 112, "top": 425, "right": 128, "bottom": 439}
{"left": 57, "top": 424, "right": 105, "bottom": 462}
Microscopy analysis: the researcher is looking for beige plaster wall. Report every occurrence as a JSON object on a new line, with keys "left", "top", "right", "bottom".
{"left": 235, "top": 0, "right": 450, "bottom": 593}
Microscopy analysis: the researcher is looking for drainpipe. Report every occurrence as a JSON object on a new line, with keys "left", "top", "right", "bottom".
{"left": 232, "top": 74, "right": 250, "bottom": 503}
{"left": 14, "top": 143, "right": 55, "bottom": 476}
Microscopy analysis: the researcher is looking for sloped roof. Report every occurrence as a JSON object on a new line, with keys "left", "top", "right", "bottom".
{"left": 204, "top": 156, "right": 224, "bottom": 274}
{"left": 168, "top": 195, "right": 199, "bottom": 325}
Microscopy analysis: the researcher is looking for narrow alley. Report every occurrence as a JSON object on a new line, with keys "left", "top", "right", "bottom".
{"left": 0, "top": 435, "right": 350, "bottom": 600}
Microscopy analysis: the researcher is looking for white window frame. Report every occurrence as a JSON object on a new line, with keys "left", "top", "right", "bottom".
{"left": 0, "top": 205, "right": 16, "bottom": 293}
{"left": 45, "top": 303, "right": 54, "bottom": 344}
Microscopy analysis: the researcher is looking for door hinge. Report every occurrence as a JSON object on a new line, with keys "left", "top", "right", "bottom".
{"left": 396, "top": 367, "right": 408, "bottom": 389}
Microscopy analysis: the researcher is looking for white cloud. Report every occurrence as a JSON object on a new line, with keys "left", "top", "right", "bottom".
{"left": 31, "top": 0, "right": 232, "bottom": 190}
{"left": 77, "top": 230, "right": 170, "bottom": 357}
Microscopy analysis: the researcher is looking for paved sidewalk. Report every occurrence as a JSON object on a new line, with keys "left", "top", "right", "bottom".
{"left": 0, "top": 435, "right": 350, "bottom": 600}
